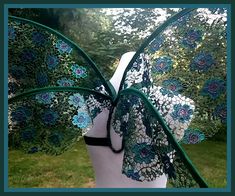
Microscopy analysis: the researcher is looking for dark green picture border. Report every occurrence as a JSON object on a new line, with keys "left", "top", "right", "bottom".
{"left": 1, "top": 0, "right": 234, "bottom": 195}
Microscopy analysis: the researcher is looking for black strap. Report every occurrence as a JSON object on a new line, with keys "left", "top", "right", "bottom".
{"left": 84, "top": 136, "right": 111, "bottom": 146}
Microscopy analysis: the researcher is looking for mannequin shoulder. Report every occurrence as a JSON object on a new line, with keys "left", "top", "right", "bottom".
{"left": 120, "top": 51, "right": 136, "bottom": 61}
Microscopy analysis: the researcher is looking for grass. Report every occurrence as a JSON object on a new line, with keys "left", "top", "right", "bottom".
{"left": 8, "top": 139, "right": 95, "bottom": 188}
{"left": 183, "top": 140, "right": 227, "bottom": 188}
{"left": 8, "top": 139, "right": 226, "bottom": 188}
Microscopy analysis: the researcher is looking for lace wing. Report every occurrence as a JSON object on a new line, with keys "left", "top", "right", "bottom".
{"left": 8, "top": 16, "right": 114, "bottom": 155}
{"left": 112, "top": 8, "right": 227, "bottom": 187}
{"left": 119, "top": 8, "right": 227, "bottom": 140}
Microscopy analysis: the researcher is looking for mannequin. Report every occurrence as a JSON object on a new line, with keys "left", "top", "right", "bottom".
{"left": 85, "top": 52, "right": 167, "bottom": 188}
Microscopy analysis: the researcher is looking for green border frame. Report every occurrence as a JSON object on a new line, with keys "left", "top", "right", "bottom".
{"left": 1, "top": 2, "right": 232, "bottom": 193}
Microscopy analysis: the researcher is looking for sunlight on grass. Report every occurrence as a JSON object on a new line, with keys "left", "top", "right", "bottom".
{"left": 8, "top": 139, "right": 226, "bottom": 188}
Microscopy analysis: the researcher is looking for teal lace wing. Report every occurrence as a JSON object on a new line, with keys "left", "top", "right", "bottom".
{"left": 119, "top": 8, "right": 227, "bottom": 142}
{"left": 8, "top": 16, "right": 114, "bottom": 155}
{"left": 112, "top": 8, "right": 227, "bottom": 187}
{"left": 112, "top": 89, "right": 206, "bottom": 187}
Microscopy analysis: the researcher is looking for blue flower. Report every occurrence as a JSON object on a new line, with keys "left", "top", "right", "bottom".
{"left": 152, "top": 56, "right": 173, "bottom": 74}
{"left": 57, "top": 77, "right": 75, "bottom": 87}
{"left": 21, "top": 127, "right": 36, "bottom": 142}
{"left": 48, "top": 132, "right": 63, "bottom": 147}
{"left": 11, "top": 106, "right": 32, "bottom": 124}
{"left": 68, "top": 93, "right": 85, "bottom": 108}
{"left": 182, "top": 129, "right": 205, "bottom": 144}
{"left": 214, "top": 104, "right": 227, "bottom": 123}
{"left": 132, "top": 143, "right": 155, "bottom": 164}
{"left": 8, "top": 26, "right": 16, "bottom": 40}
{"left": 32, "top": 32, "right": 47, "bottom": 45}
{"left": 21, "top": 49, "right": 36, "bottom": 62}
{"left": 149, "top": 36, "right": 164, "bottom": 53}
{"left": 71, "top": 64, "right": 87, "bottom": 79}
{"left": 36, "top": 71, "right": 49, "bottom": 87}
{"left": 9, "top": 65, "right": 26, "bottom": 80}
{"left": 36, "top": 92, "right": 55, "bottom": 104}
{"left": 159, "top": 87, "right": 174, "bottom": 98}
{"left": 72, "top": 112, "right": 91, "bottom": 128}
{"left": 55, "top": 40, "right": 72, "bottom": 54}
{"left": 46, "top": 55, "right": 59, "bottom": 70}
{"left": 125, "top": 170, "right": 141, "bottom": 181}
{"left": 190, "top": 52, "right": 215, "bottom": 72}
{"left": 162, "top": 78, "right": 183, "bottom": 94}
{"left": 182, "top": 29, "right": 202, "bottom": 48}
{"left": 171, "top": 104, "right": 193, "bottom": 123}
{"left": 201, "top": 79, "right": 225, "bottom": 99}
{"left": 42, "top": 110, "right": 59, "bottom": 125}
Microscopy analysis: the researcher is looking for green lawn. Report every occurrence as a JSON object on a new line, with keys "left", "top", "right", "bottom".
{"left": 8, "top": 139, "right": 226, "bottom": 188}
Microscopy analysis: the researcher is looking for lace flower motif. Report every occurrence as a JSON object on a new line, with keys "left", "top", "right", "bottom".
{"left": 132, "top": 142, "right": 155, "bottom": 164}
{"left": 182, "top": 29, "right": 202, "bottom": 48}
{"left": 68, "top": 93, "right": 85, "bottom": 108}
{"left": 11, "top": 106, "right": 32, "bottom": 123}
{"left": 21, "top": 49, "right": 36, "bottom": 62}
{"left": 72, "top": 112, "right": 91, "bottom": 128}
{"left": 56, "top": 40, "right": 72, "bottom": 54}
{"left": 21, "top": 127, "right": 36, "bottom": 142}
{"left": 201, "top": 78, "right": 225, "bottom": 99}
{"left": 57, "top": 77, "right": 75, "bottom": 86}
{"left": 162, "top": 78, "right": 183, "bottom": 94}
{"left": 190, "top": 52, "right": 215, "bottom": 72}
{"left": 71, "top": 64, "right": 87, "bottom": 79}
{"left": 152, "top": 56, "right": 173, "bottom": 74}
{"left": 171, "top": 104, "right": 193, "bottom": 123}
{"left": 42, "top": 110, "right": 59, "bottom": 125}
{"left": 46, "top": 55, "right": 59, "bottom": 70}
{"left": 32, "top": 32, "right": 47, "bottom": 45}
{"left": 36, "top": 92, "right": 55, "bottom": 104}
{"left": 182, "top": 129, "right": 205, "bottom": 144}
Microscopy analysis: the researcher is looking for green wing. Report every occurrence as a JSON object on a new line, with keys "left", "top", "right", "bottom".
{"left": 8, "top": 16, "right": 115, "bottom": 155}
{"left": 119, "top": 8, "right": 227, "bottom": 139}
{"left": 112, "top": 8, "right": 227, "bottom": 187}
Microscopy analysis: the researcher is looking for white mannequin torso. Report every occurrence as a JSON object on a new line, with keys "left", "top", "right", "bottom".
{"left": 85, "top": 52, "right": 167, "bottom": 188}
